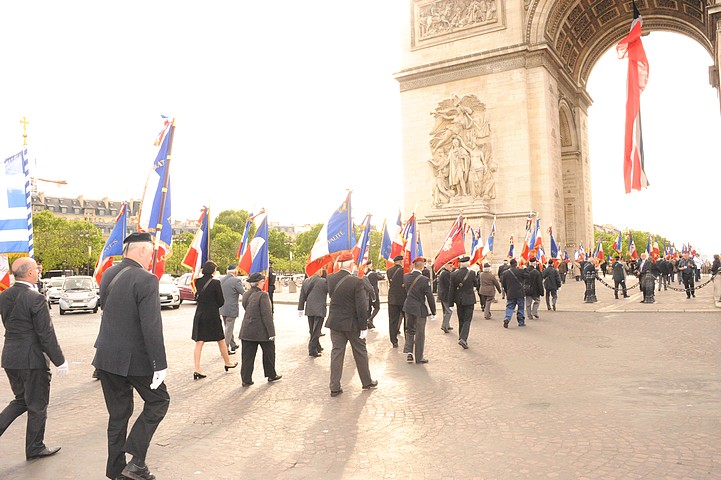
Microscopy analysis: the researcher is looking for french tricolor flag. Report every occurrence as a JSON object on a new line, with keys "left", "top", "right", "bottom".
{"left": 182, "top": 207, "right": 210, "bottom": 291}
{"left": 238, "top": 212, "right": 269, "bottom": 277}
{"left": 94, "top": 202, "right": 128, "bottom": 285}
{"left": 305, "top": 193, "right": 355, "bottom": 277}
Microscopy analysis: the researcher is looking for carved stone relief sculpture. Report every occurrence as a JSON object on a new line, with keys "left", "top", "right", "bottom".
{"left": 417, "top": 0, "right": 498, "bottom": 40}
{"left": 428, "top": 94, "right": 496, "bottom": 207}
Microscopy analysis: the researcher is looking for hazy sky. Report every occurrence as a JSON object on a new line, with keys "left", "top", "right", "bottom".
{"left": 1, "top": 2, "right": 719, "bottom": 253}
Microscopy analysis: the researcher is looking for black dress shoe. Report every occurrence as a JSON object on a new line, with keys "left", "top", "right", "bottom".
{"left": 224, "top": 362, "right": 239, "bottom": 371}
{"left": 228, "top": 349, "right": 236, "bottom": 355}
{"left": 416, "top": 359, "right": 429, "bottom": 364}
{"left": 122, "top": 462, "right": 156, "bottom": 480}
{"left": 458, "top": 339, "right": 469, "bottom": 349}
{"left": 362, "top": 380, "right": 378, "bottom": 390}
{"left": 309, "top": 352, "right": 322, "bottom": 357}
{"left": 440, "top": 326, "right": 449, "bottom": 333}
{"left": 392, "top": 343, "right": 398, "bottom": 348}
{"left": 406, "top": 353, "right": 413, "bottom": 362}
{"left": 193, "top": 372, "right": 207, "bottom": 380}
{"left": 268, "top": 375, "right": 282, "bottom": 382}
{"left": 27, "top": 446, "right": 61, "bottom": 460}
{"left": 330, "top": 389, "right": 343, "bottom": 397}
{"left": 242, "top": 381, "right": 254, "bottom": 387}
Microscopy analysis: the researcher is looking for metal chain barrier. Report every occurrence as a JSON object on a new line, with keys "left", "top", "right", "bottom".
{"left": 594, "top": 273, "right": 717, "bottom": 293}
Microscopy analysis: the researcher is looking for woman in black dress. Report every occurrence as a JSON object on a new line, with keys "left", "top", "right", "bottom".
{"left": 192, "top": 261, "right": 237, "bottom": 379}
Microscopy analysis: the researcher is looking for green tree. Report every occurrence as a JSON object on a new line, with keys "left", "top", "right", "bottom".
{"left": 211, "top": 229, "right": 243, "bottom": 273}
{"left": 165, "top": 231, "right": 194, "bottom": 275}
{"left": 213, "top": 209, "right": 254, "bottom": 237}
{"left": 33, "top": 210, "right": 104, "bottom": 273}
{"left": 593, "top": 228, "right": 672, "bottom": 260}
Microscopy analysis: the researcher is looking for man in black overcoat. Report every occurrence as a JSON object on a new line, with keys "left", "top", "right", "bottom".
{"left": 611, "top": 256, "right": 629, "bottom": 299}
{"left": 436, "top": 261, "right": 454, "bottom": 333}
{"left": 402, "top": 257, "right": 436, "bottom": 363}
{"left": 325, "top": 252, "right": 377, "bottom": 397}
{"left": 0, "top": 257, "right": 67, "bottom": 460}
{"left": 93, "top": 232, "right": 169, "bottom": 480}
{"left": 449, "top": 256, "right": 478, "bottom": 349}
{"left": 386, "top": 255, "right": 406, "bottom": 348}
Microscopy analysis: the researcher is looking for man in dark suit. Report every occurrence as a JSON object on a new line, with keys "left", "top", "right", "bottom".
{"left": 611, "top": 256, "right": 629, "bottom": 299}
{"left": 436, "top": 261, "right": 454, "bottom": 333}
{"left": 364, "top": 261, "right": 384, "bottom": 329}
{"left": 386, "top": 255, "right": 406, "bottom": 348}
{"left": 449, "top": 256, "right": 478, "bottom": 349}
{"left": 325, "top": 252, "right": 377, "bottom": 397}
{"left": 297, "top": 268, "right": 328, "bottom": 357}
{"left": 678, "top": 252, "right": 696, "bottom": 299}
{"left": 0, "top": 257, "right": 67, "bottom": 460}
{"left": 497, "top": 259, "right": 510, "bottom": 298}
{"left": 402, "top": 257, "right": 436, "bottom": 364}
{"left": 93, "top": 232, "right": 169, "bottom": 480}
{"left": 501, "top": 258, "right": 528, "bottom": 328}
{"left": 636, "top": 252, "right": 655, "bottom": 303}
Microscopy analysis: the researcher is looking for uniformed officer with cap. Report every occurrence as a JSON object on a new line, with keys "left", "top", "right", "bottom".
{"left": 93, "top": 232, "right": 169, "bottom": 480}
{"left": 386, "top": 254, "right": 406, "bottom": 348}
{"left": 448, "top": 255, "right": 478, "bottom": 349}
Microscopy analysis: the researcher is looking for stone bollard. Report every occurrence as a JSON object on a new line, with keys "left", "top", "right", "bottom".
{"left": 379, "top": 280, "right": 389, "bottom": 296}
{"left": 288, "top": 281, "right": 297, "bottom": 294}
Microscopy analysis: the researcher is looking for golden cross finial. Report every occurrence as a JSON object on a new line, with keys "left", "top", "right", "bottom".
{"left": 20, "top": 116, "right": 29, "bottom": 146}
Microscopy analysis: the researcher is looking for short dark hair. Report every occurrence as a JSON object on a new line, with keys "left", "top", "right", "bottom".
{"left": 201, "top": 261, "right": 217, "bottom": 275}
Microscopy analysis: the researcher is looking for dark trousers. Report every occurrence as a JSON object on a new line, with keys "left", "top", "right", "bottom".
{"left": 0, "top": 368, "right": 52, "bottom": 458}
{"left": 683, "top": 275, "right": 695, "bottom": 297}
{"left": 98, "top": 370, "right": 170, "bottom": 479}
{"left": 440, "top": 300, "right": 453, "bottom": 329}
{"left": 307, "top": 316, "right": 324, "bottom": 355}
{"left": 241, "top": 340, "right": 277, "bottom": 383}
{"left": 455, "top": 303, "right": 474, "bottom": 342}
{"left": 614, "top": 280, "right": 627, "bottom": 298}
{"left": 329, "top": 330, "right": 372, "bottom": 392}
{"left": 545, "top": 289, "right": 558, "bottom": 309}
{"left": 388, "top": 304, "right": 404, "bottom": 346}
{"left": 368, "top": 300, "right": 380, "bottom": 325}
{"left": 403, "top": 314, "right": 427, "bottom": 361}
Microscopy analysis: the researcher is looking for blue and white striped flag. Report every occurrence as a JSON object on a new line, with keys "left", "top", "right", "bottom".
{"left": 0, "top": 149, "right": 33, "bottom": 256}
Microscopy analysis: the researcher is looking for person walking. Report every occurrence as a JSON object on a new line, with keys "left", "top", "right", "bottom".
{"left": 326, "top": 252, "right": 377, "bottom": 397}
{"left": 678, "top": 252, "right": 696, "bottom": 299}
{"left": 478, "top": 262, "right": 501, "bottom": 319}
{"left": 219, "top": 264, "right": 245, "bottom": 354}
{"left": 240, "top": 273, "right": 282, "bottom": 386}
{"left": 711, "top": 254, "right": 721, "bottom": 302}
{"left": 542, "top": 260, "right": 562, "bottom": 311}
{"left": 267, "top": 261, "right": 277, "bottom": 313}
{"left": 557, "top": 260, "right": 568, "bottom": 284}
{"left": 92, "top": 232, "right": 169, "bottom": 480}
{"left": 364, "top": 261, "right": 384, "bottom": 329}
{"left": 436, "top": 261, "right": 454, "bottom": 332}
{"left": 402, "top": 257, "right": 436, "bottom": 364}
{"left": 611, "top": 256, "right": 629, "bottom": 299}
{"left": 501, "top": 258, "right": 528, "bottom": 328}
{"left": 192, "top": 261, "right": 237, "bottom": 379}
{"left": 386, "top": 255, "right": 406, "bottom": 348}
{"left": 524, "top": 258, "right": 544, "bottom": 319}
{"left": 297, "top": 268, "right": 328, "bottom": 358}
{"left": 449, "top": 256, "right": 478, "bottom": 349}
{"left": 0, "top": 257, "right": 67, "bottom": 461}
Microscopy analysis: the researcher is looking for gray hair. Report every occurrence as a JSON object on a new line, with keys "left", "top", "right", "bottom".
{"left": 11, "top": 258, "right": 36, "bottom": 279}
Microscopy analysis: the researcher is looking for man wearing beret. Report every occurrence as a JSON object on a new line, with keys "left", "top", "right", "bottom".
{"left": 386, "top": 254, "right": 406, "bottom": 348}
{"left": 402, "top": 257, "right": 436, "bottom": 363}
{"left": 219, "top": 264, "right": 245, "bottom": 354}
{"left": 93, "top": 232, "right": 169, "bottom": 480}
{"left": 448, "top": 256, "right": 478, "bottom": 349}
{"left": 325, "top": 252, "right": 377, "bottom": 397}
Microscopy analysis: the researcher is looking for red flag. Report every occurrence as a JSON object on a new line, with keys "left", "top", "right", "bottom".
{"left": 0, "top": 255, "right": 10, "bottom": 291}
{"left": 433, "top": 214, "right": 465, "bottom": 273}
{"left": 617, "top": 3, "right": 649, "bottom": 193}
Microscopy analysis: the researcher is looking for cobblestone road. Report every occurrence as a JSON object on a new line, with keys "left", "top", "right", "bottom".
{"left": 0, "top": 279, "right": 719, "bottom": 479}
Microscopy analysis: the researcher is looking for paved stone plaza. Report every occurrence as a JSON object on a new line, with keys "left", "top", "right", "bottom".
{"left": 0, "top": 278, "right": 719, "bottom": 479}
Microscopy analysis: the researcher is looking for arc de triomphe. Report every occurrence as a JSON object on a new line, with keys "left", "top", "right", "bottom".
{"left": 397, "top": 0, "right": 721, "bottom": 255}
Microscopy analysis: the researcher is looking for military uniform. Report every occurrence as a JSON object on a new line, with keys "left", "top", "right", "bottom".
{"left": 449, "top": 262, "right": 478, "bottom": 348}
{"left": 386, "top": 261, "right": 406, "bottom": 347}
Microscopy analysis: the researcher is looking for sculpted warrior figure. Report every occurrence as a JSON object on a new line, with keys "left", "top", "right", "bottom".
{"left": 428, "top": 94, "right": 496, "bottom": 205}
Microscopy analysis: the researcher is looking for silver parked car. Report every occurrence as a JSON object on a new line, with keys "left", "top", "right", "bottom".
{"left": 159, "top": 274, "right": 181, "bottom": 309}
{"left": 59, "top": 276, "right": 99, "bottom": 315}
{"left": 45, "top": 277, "right": 66, "bottom": 304}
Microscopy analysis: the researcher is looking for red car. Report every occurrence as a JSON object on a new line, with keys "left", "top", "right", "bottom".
{"left": 175, "top": 273, "right": 196, "bottom": 303}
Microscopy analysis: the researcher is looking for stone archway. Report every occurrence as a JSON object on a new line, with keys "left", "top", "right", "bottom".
{"left": 396, "top": 0, "right": 721, "bottom": 255}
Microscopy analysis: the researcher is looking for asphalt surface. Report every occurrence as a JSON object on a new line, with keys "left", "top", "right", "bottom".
{"left": 0, "top": 277, "right": 719, "bottom": 479}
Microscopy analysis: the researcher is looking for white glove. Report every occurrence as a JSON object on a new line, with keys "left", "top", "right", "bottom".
{"left": 150, "top": 369, "right": 167, "bottom": 390}
{"left": 55, "top": 360, "right": 69, "bottom": 378}
{"left": 297, "top": 310, "right": 304, "bottom": 317}
{"left": 269, "top": 336, "right": 275, "bottom": 341}
{"left": 449, "top": 306, "right": 454, "bottom": 313}
{"left": 429, "top": 315, "right": 436, "bottom": 321}
{"left": 359, "top": 330, "right": 368, "bottom": 340}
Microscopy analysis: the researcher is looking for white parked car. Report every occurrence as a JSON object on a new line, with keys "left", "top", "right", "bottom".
{"left": 159, "top": 274, "right": 181, "bottom": 309}
{"left": 59, "top": 276, "right": 99, "bottom": 315}
{"left": 46, "top": 277, "right": 66, "bottom": 304}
